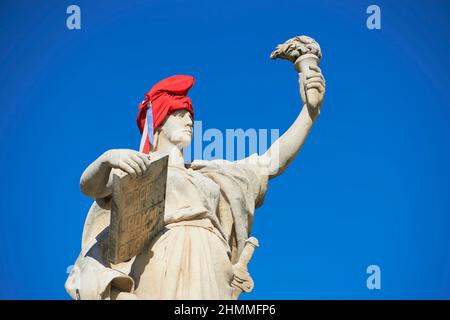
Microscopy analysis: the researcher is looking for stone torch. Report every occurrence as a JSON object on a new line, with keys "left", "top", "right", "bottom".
{"left": 270, "top": 35, "right": 323, "bottom": 109}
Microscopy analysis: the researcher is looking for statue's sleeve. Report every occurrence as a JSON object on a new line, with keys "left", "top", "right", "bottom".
{"left": 233, "top": 153, "right": 269, "bottom": 208}
{"left": 65, "top": 254, "right": 134, "bottom": 300}
{"left": 65, "top": 202, "right": 135, "bottom": 300}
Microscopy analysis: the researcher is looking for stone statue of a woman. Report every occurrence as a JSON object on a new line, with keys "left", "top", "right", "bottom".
{"left": 65, "top": 36, "right": 326, "bottom": 300}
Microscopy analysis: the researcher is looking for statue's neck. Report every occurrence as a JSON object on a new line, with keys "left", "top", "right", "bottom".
{"left": 153, "top": 137, "right": 186, "bottom": 169}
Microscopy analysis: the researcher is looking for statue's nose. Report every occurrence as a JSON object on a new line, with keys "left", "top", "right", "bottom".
{"left": 184, "top": 113, "right": 193, "bottom": 126}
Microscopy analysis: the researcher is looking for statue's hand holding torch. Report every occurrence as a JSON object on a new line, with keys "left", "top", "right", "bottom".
{"left": 271, "top": 35, "right": 326, "bottom": 115}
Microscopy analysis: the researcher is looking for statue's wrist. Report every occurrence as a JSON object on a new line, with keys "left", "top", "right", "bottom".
{"left": 309, "top": 107, "right": 320, "bottom": 122}
{"left": 301, "top": 104, "right": 319, "bottom": 123}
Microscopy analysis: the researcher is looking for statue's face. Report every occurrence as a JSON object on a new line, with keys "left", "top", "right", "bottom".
{"left": 159, "top": 109, "right": 193, "bottom": 148}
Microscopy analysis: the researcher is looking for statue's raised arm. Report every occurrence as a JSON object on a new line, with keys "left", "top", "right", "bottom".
{"left": 260, "top": 36, "right": 326, "bottom": 178}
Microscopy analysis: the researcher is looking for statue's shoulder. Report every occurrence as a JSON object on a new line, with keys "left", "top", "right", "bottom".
{"left": 189, "top": 154, "right": 265, "bottom": 174}
{"left": 188, "top": 159, "right": 233, "bottom": 171}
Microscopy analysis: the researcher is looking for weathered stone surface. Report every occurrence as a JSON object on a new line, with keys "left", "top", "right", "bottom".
{"left": 108, "top": 155, "right": 168, "bottom": 264}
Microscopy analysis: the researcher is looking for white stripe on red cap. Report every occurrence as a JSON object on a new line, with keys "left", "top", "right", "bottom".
{"left": 139, "top": 102, "right": 153, "bottom": 153}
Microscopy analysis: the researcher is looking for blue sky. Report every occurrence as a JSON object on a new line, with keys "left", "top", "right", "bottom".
{"left": 0, "top": 0, "right": 449, "bottom": 299}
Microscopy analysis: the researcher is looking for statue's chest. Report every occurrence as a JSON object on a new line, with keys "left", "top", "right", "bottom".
{"left": 164, "top": 166, "right": 220, "bottom": 217}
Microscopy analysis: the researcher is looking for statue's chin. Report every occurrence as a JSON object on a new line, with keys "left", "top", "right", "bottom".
{"left": 170, "top": 131, "right": 192, "bottom": 149}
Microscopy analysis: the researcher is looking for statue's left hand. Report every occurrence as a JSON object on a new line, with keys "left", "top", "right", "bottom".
{"left": 299, "top": 65, "right": 326, "bottom": 115}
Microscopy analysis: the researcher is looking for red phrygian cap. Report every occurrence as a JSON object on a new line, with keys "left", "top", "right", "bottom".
{"left": 137, "top": 75, "right": 195, "bottom": 154}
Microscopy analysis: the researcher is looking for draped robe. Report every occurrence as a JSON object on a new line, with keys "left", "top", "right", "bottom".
{"left": 65, "top": 155, "right": 268, "bottom": 300}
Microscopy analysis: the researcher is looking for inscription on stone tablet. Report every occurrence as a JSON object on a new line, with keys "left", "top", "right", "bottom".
{"left": 108, "top": 155, "right": 168, "bottom": 264}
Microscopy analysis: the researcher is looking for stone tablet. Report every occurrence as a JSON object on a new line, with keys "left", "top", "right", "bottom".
{"left": 108, "top": 155, "right": 168, "bottom": 264}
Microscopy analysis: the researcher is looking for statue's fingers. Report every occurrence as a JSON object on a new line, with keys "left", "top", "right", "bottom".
{"left": 125, "top": 158, "right": 143, "bottom": 177}
{"left": 119, "top": 162, "right": 137, "bottom": 178}
{"left": 306, "top": 82, "right": 325, "bottom": 93}
{"left": 306, "top": 72, "right": 325, "bottom": 81}
{"left": 309, "top": 65, "right": 322, "bottom": 73}
{"left": 130, "top": 154, "right": 147, "bottom": 173}
{"left": 306, "top": 80, "right": 324, "bottom": 89}
{"left": 307, "top": 83, "right": 325, "bottom": 93}
{"left": 305, "top": 77, "right": 324, "bottom": 85}
{"left": 305, "top": 79, "right": 325, "bottom": 92}
{"left": 136, "top": 152, "right": 151, "bottom": 167}
{"left": 132, "top": 160, "right": 144, "bottom": 176}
